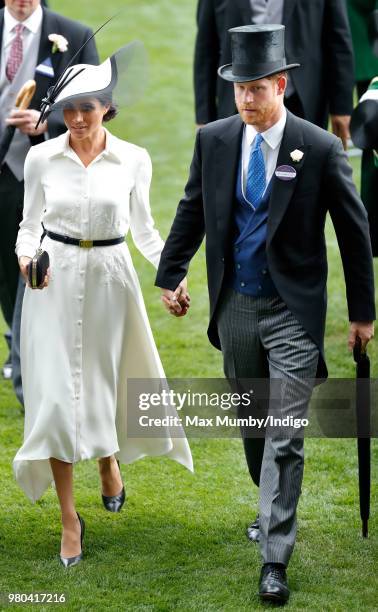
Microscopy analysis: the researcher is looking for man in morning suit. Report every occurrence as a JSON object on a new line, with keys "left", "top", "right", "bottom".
{"left": 194, "top": 0, "right": 354, "bottom": 149}
{"left": 0, "top": 0, "right": 99, "bottom": 405}
{"left": 157, "top": 26, "right": 375, "bottom": 603}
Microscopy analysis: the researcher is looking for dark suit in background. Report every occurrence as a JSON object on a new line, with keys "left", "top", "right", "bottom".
{"left": 0, "top": 4, "right": 99, "bottom": 404}
{"left": 347, "top": 0, "right": 378, "bottom": 255}
{"left": 194, "top": 0, "right": 355, "bottom": 128}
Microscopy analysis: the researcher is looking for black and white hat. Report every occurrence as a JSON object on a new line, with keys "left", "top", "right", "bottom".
{"left": 37, "top": 39, "right": 147, "bottom": 127}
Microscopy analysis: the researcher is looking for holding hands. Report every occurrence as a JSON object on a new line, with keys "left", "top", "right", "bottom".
{"left": 161, "top": 278, "right": 190, "bottom": 317}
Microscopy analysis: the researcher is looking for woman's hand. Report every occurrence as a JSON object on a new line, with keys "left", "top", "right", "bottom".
{"left": 19, "top": 256, "right": 32, "bottom": 284}
{"left": 19, "top": 256, "right": 50, "bottom": 289}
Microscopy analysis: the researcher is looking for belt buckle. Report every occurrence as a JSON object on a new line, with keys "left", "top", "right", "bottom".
{"left": 79, "top": 240, "right": 93, "bottom": 248}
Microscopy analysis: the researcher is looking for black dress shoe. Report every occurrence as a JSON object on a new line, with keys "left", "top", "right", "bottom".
{"left": 102, "top": 460, "right": 126, "bottom": 512}
{"left": 259, "top": 563, "right": 290, "bottom": 604}
{"left": 246, "top": 514, "right": 260, "bottom": 542}
{"left": 60, "top": 513, "right": 85, "bottom": 568}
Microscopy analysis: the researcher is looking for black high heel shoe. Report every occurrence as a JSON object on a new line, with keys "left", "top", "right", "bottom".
{"left": 60, "top": 513, "right": 85, "bottom": 568}
{"left": 101, "top": 460, "right": 126, "bottom": 513}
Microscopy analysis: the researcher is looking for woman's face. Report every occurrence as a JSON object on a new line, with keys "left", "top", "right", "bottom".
{"left": 63, "top": 98, "right": 109, "bottom": 140}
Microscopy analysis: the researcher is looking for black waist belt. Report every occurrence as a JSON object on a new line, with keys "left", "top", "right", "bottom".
{"left": 45, "top": 229, "right": 124, "bottom": 249}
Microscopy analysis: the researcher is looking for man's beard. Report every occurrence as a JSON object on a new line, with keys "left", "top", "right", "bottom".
{"left": 237, "top": 101, "right": 277, "bottom": 126}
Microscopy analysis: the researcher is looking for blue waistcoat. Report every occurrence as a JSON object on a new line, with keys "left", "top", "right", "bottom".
{"left": 228, "top": 156, "right": 278, "bottom": 297}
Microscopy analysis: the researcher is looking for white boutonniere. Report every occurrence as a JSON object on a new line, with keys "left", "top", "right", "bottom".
{"left": 290, "top": 149, "right": 304, "bottom": 163}
{"left": 48, "top": 34, "right": 69, "bottom": 54}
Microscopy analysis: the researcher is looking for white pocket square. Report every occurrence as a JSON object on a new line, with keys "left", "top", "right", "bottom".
{"left": 35, "top": 57, "right": 55, "bottom": 78}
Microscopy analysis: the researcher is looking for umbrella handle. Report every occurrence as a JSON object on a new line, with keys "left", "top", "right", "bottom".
{"left": 353, "top": 336, "right": 368, "bottom": 364}
{"left": 15, "top": 79, "right": 36, "bottom": 110}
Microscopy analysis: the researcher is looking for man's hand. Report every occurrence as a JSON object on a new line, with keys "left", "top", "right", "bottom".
{"left": 6, "top": 109, "right": 47, "bottom": 136}
{"left": 348, "top": 321, "right": 374, "bottom": 352}
{"left": 160, "top": 278, "right": 190, "bottom": 317}
{"left": 19, "top": 256, "right": 50, "bottom": 289}
{"left": 330, "top": 115, "right": 351, "bottom": 151}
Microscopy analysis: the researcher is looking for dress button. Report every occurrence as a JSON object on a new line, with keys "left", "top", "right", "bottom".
{"left": 77, "top": 321, "right": 82, "bottom": 326}
{"left": 240, "top": 282, "right": 245, "bottom": 288}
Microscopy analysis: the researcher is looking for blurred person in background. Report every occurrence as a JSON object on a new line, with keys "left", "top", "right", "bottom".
{"left": 347, "top": 0, "right": 378, "bottom": 255}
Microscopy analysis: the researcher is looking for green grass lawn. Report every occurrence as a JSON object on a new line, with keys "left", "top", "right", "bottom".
{"left": 0, "top": 1, "right": 377, "bottom": 610}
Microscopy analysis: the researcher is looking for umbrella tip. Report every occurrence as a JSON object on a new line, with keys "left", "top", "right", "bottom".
{"left": 362, "top": 520, "right": 369, "bottom": 538}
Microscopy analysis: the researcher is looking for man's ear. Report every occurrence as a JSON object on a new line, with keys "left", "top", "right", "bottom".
{"left": 277, "top": 75, "right": 287, "bottom": 96}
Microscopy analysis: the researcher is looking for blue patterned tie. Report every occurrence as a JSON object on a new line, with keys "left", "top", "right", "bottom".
{"left": 246, "top": 133, "right": 266, "bottom": 208}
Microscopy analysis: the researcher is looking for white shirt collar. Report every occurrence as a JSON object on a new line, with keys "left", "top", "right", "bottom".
{"left": 4, "top": 4, "right": 43, "bottom": 35}
{"left": 48, "top": 128, "right": 122, "bottom": 164}
{"left": 245, "top": 107, "right": 287, "bottom": 150}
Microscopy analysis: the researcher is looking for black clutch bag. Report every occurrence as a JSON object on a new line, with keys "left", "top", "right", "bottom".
{"left": 28, "top": 248, "right": 50, "bottom": 288}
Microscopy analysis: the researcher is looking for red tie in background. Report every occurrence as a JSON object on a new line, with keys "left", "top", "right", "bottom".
{"left": 6, "top": 24, "right": 24, "bottom": 82}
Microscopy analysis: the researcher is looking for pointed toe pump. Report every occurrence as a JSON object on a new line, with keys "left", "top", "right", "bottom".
{"left": 102, "top": 460, "right": 126, "bottom": 513}
{"left": 60, "top": 513, "right": 85, "bottom": 568}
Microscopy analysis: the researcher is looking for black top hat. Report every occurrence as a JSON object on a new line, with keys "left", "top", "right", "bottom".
{"left": 218, "top": 25, "right": 300, "bottom": 82}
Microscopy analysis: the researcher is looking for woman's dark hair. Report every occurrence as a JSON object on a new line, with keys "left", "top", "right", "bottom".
{"left": 95, "top": 94, "right": 118, "bottom": 122}
{"left": 102, "top": 103, "right": 118, "bottom": 122}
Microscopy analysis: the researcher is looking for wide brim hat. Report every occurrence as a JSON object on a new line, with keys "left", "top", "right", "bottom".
{"left": 37, "top": 41, "right": 147, "bottom": 127}
{"left": 218, "top": 25, "right": 300, "bottom": 83}
{"left": 350, "top": 77, "right": 378, "bottom": 151}
{"left": 48, "top": 57, "right": 117, "bottom": 112}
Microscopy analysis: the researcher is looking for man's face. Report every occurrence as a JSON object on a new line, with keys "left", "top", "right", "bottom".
{"left": 5, "top": 0, "right": 40, "bottom": 21}
{"left": 234, "top": 75, "right": 286, "bottom": 129}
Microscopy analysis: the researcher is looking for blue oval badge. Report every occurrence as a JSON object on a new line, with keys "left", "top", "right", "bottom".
{"left": 275, "top": 165, "right": 297, "bottom": 181}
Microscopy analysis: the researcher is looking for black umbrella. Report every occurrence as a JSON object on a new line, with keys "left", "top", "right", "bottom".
{"left": 353, "top": 337, "right": 371, "bottom": 538}
{"left": 0, "top": 79, "right": 36, "bottom": 166}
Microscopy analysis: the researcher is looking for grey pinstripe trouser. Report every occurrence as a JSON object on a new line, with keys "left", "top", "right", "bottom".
{"left": 216, "top": 289, "right": 319, "bottom": 566}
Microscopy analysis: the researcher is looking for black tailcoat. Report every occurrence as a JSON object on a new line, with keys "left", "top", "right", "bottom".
{"left": 156, "top": 111, "right": 376, "bottom": 378}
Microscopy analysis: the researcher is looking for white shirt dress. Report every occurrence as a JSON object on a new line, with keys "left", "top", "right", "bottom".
{"left": 13, "top": 129, "right": 193, "bottom": 502}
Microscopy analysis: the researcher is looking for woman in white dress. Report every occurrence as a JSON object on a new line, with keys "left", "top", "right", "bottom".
{"left": 13, "top": 46, "right": 192, "bottom": 567}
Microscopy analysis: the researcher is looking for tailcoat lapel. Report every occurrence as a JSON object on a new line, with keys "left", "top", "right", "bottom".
{"left": 267, "top": 110, "right": 308, "bottom": 246}
{"left": 214, "top": 115, "right": 244, "bottom": 253}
